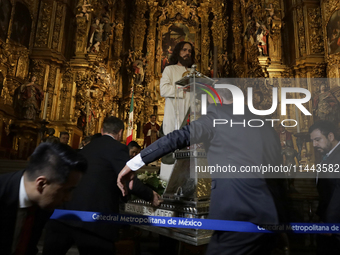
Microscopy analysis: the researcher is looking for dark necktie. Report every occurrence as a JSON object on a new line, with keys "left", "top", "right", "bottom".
{"left": 14, "top": 206, "right": 36, "bottom": 255}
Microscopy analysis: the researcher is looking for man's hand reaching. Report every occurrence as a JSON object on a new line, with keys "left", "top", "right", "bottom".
{"left": 152, "top": 191, "right": 163, "bottom": 207}
{"left": 117, "top": 165, "right": 135, "bottom": 196}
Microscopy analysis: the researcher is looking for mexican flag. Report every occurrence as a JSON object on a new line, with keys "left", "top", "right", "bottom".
{"left": 126, "top": 88, "right": 134, "bottom": 145}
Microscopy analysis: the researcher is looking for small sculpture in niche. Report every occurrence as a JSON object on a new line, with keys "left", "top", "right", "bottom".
{"left": 265, "top": 3, "right": 281, "bottom": 27}
{"left": 102, "top": 16, "right": 114, "bottom": 42}
{"left": 87, "top": 15, "right": 113, "bottom": 53}
{"left": 256, "top": 22, "right": 269, "bottom": 56}
{"left": 14, "top": 76, "right": 44, "bottom": 120}
{"left": 313, "top": 84, "right": 340, "bottom": 123}
{"left": 132, "top": 59, "right": 146, "bottom": 85}
{"left": 76, "top": 0, "right": 92, "bottom": 21}
{"left": 44, "top": 128, "right": 60, "bottom": 144}
{"left": 243, "top": 15, "right": 256, "bottom": 45}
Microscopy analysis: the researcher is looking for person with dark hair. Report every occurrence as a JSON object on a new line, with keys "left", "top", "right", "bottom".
{"left": 127, "top": 141, "right": 141, "bottom": 159}
{"left": 118, "top": 88, "right": 285, "bottom": 255}
{"left": 0, "top": 143, "right": 87, "bottom": 255}
{"left": 43, "top": 116, "right": 161, "bottom": 255}
{"left": 160, "top": 41, "right": 195, "bottom": 181}
{"left": 309, "top": 120, "right": 340, "bottom": 254}
{"left": 59, "top": 131, "right": 70, "bottom": 145}
{"left": 143, "top": 114, "right": 160, "bottom": 148}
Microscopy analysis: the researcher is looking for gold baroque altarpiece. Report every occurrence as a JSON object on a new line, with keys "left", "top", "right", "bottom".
{"left": 0, "top": 0, "right": 339, "bottom": 160}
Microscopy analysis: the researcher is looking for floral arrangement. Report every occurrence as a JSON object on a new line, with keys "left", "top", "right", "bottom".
{"left": 137, "top": 171, "right": 167, "bottom": 196}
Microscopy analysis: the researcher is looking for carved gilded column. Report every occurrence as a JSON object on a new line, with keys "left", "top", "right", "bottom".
{"left": 114, "top": 1, "right": 125, "bottom": 59}
{"left": 34, "top": 1, "right": 53, "bottom": 49}
{"left": 145, "top": 1, "right": 158, "bottom": 99}
{"left": 232, "top": 0, "right": 242, "bottom": 61}
{"left": 198, "top": 3, "right": 210, "bottom": 73}
{"left": 211, "top": 1, "right": 224, "bottom": 52}
{"left": 52, "top": 2, "right": 65, "bottom": 52}
{"left": 59, "top": 66, "right": 73, "bottom": 121}
{"left": 131, "top": 0, "right": 147, "bottom": 58}
{"left": 296, "top": 4, "right": 307, "bottom": 57}
{"left": 114, "top": 0, "right": 125, "bottom": 99}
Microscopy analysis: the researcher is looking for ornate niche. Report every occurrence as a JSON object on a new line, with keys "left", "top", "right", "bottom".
{"left": 0, "top": 0, "right": 12, "bottom": 42}
{"left": 155, "top": 2, "right": 200, "bottom": 76}
{"left": 74, "top": 65, "right": 118, "bottom": 136}
{"left": 10, "top": 2, "right": 32, "bottom": 48}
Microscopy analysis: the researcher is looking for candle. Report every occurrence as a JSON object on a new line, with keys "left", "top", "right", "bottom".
{"left": 43, "top": 92, "right": 48, "bottom": 120}
{"left": 295, "top": 105, "right": 300, "bottom": 133}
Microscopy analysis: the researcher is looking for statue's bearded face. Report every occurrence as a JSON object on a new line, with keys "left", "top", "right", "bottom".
{"left": 178, "top": 43, "right": 193, "bottom": 68}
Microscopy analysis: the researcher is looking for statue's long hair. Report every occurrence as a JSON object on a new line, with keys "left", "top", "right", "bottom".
{"left": 168, "top": 41, "right": 195, "bottom": 66}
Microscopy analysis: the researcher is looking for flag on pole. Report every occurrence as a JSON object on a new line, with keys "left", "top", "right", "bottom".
{"left": 126, "top": 87, "right": 134, "bottom": 145}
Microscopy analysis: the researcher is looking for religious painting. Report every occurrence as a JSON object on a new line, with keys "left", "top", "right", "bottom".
{"left": 10, "top": 2, "right": 31, "bottom": 48}
{"left": 161, "top": 23, "right": 195, "bottom": 72}
{"left": 0, "top": 0, "right": 12, "bottom": 41}
{"left": 327, "top": 9, "right": 340, "bottom": 55}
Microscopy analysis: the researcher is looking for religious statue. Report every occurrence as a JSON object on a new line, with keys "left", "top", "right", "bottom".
{"left": 102, "top": 16, "right": 114, "bottom": 42}
{"left": 277, "top": 124, "right": 292, "bottom": 148}
{"left": 243, "top": 15, "right": 256, "bottom": 45}
{"left": 265, "top": 3, "right": 281, "bottom": 28}
{"left": 313, "top": 84, "right": 340, "bottom": 123}
{"left": 256, "top": 22, "right": 269, "bottom": 56}
{"left": 132, "top": 60, "right": 144, "bottom": 85}
{"left": 281, "top": 140, "right": 299, "bottom": 192}
{"left": 87, "top": 18, "right": 101, "bottom": 52}
{"left": 14, "top": 76, "right": 44, "bottom": 120}
{"left": 75, "top": 0, "right": 92, "bottom": 21}
{"left": 87, "top": 15, "right": 112, "bottom": 53}
{"left": 44, "top": 128, "right": 60, "bottom": 144}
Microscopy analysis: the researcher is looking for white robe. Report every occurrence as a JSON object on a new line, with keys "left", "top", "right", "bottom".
{"left": 159, "top": 65, "right": 190, "bottom": 182}
{"left": 160, "top": 65, "right": 190, "bottom": 135}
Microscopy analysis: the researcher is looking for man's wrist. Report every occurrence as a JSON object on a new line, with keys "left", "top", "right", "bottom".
{"left": 126, "top": 154, "right": 145, "bottom": 170}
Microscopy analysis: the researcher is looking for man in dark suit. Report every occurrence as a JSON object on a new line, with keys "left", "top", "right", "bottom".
{"left": 309, "top": 120, "right": 340, "bottom": 254}
{"left": 43, "top": 116, "right": 160, "bottom": 255}
{"left": 0, "top": 142, "right": 87, "bottom": 255}
{"left": 118, "top": 88, "right": 284, "bottom": 255}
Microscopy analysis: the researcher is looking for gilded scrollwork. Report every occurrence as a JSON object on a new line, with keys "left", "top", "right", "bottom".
{"left": 312, "top": 62, "right": 327, "bottom": 78}
{"left": 0, "top": 41, "right": 14, "bottom": 66}
{"left": 308, "top": 7, "right": 324, "bottom": 54}
{"left": 34, "top": 1, "right": 52, "bottom": 48}
{"left": 75, "top": 16, "right": 88, "bottom": 53}
{"left": 324, "top": 0, "right": 340, "bottom": 24}
{"left": 113, "top": 1, "right": 125, "bottom": 58}
{"left": 197, "top": 2, "right": 210, "bottom": 73}
{"left": 296, "top": 5, "right": 306, "bottom": 56}
{"left": 232, "top": 0, "right": 242, "bottom": 61}
{"left": 52, "top": 3, "right": 64, "bottom": 50}
{"left": 31, "top": 59, "right": 45, "bottom": 83}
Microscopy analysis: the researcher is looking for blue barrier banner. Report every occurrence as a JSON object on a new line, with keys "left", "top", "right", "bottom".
{"left": 50, "top": 209, "right": 340, "bottom": 234}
